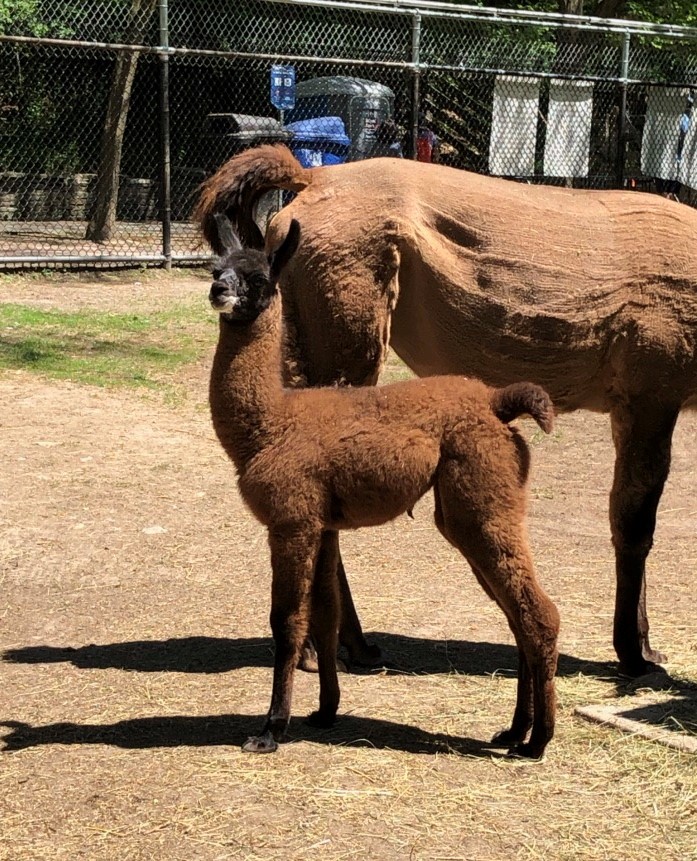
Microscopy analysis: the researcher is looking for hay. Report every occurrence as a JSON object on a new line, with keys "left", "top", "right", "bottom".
{"left": 1, "top": 280, "right": 697, "bottom": 861}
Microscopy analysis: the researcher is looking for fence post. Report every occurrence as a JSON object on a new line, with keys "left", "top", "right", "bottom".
{"left": 158, "top": 0, "right": 172, "bottom": 269}
{"left": 411, "top": 11, "right": 422, "bottom": 160}
{"left": 615, "top": 30, "right": 631, "bottom": 189}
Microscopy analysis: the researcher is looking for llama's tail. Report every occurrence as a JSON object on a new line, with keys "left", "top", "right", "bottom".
{"left": 192, "top": 144, "right": 312, "bottom": 254}
{"left": 490, "top": 382, "right": 555, "bottom": 434}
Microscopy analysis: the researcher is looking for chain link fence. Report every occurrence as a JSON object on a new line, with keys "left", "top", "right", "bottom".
{"left": 1, "top": 0, "right": 696, "bottom": 269}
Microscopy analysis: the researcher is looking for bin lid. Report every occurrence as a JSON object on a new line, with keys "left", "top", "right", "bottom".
{"left": 202, "top": 113, "right": 292, "bottom": 140}
{"left": 295, "top": 76, "right": 395, "bottom": 101}
{"left": 285, "top": 116, "right": 350, "bottom": 145}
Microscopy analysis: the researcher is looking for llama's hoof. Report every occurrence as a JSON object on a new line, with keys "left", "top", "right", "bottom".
{"left": 505, "top": 742, "right": 545, "bottom": 761}
{"left": 297, "top": 650, "right": 319, "bottom": 673}
{"left": 297, "top": 652, "right": 348, "bottom": 673}
{"left": 349, "top": 642, "right": 388, "bottom": 670}
{"left": 491, "top": 727, "right": 528, "bottom": 747}
{"left": 306, "top": 709, "right": 337, "bottom": 729}
{"left": 242, "top": 731, "right": 278, "bottom": 753}
{"left": 625, "top": 670, "right": 675, "bottom": 692}
{"left": 641, "top": 645, "right": 667, "bottom": 665}
{"left": 617, "top": 658, "right": 667, "bottom": 679}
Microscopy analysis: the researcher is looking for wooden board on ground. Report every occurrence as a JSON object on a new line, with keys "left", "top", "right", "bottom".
{"left": 576, "top": 689, "right": 697, "bottom": 754}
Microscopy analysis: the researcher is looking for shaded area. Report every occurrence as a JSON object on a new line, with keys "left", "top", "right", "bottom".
{"left": 623, "top": 692, "right": 697, "bottom": 736}
{"left": 0, "top": 712, "right": 501, "bottom": 757}
{"left": 576, "top": 688, "right": 697, "bottom": 753}
{"left": 3, "top": 632, "right": 617, "bottom": 679}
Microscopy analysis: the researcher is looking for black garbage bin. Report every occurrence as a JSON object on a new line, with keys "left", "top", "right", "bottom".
{"left": 284, "top": 76, "right": 395, "bottom": 161}
{"left": 201, "top": 113, "right": 293, "bottom": 174}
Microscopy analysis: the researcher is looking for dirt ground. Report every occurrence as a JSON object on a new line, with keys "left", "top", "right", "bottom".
{"left": 1, "top": 271, "right": 696, "bottom": 861}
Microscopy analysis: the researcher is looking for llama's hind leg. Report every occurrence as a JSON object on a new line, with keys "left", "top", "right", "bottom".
{"left": 243, "top": 526, "right": 320, "bottom": 754}
{"left": 609, "top": 400, "right": 678, "bottom": 676}
{"left": 434, "top": 470, "right": 559, "bottom": 759}
{"left": 491, "top": 644, "right": 533, "bottom": 747}
{"left": 456, "top": 557, "right": 535, "bottom": 745}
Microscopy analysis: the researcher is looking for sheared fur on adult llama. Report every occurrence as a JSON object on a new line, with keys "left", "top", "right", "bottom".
{"left": 194, "top": 143, "right": 697, "bottom": 677}
{"left": 206, "top": 215, "right": 559, "bottom": 758}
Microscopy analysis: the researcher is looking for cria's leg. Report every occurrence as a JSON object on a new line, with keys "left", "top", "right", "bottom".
{"left": 609, "top": 400, "right": 678, "bottom": 676}
{"left": 491, "top": 645, "right": 533, "bottom": 748}
{"left": 243, "top": 526, "right": 320, "bottom": 754}
{"left": 307, "top": 532, "right": 341, "bottom": 728}
{"left": 434, "top": 460, "right": 559, "bottom": 760}
{"left": 299, "top": 533, "right": 383, "bottom": 672}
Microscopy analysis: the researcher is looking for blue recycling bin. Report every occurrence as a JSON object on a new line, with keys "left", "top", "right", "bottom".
{"left": 285, "top": 116, "right": 351, "bottom": 168}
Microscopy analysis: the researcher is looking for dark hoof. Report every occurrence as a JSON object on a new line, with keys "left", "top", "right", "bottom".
{"left": 617, "top": 659, "right": 667, "bottom": 679}
{"left": 349, "top": 643, "right": 387, "bottom": 669}
{"left": 343, "top": 643, "right": 391, "bottom": 673}
{"left": 306, "top": 709, "right": 337, "bottom": 729}
{"left": 241, "top": 731, "right": 278, "bottom": 753}
{"left": 625, "top": 670, "right": 675, "bottom": 692}
{"left": 506, "top": 742, "right": 545, "bottom": 761}
{"left": 491, "top": 726, "right": 529, "bottom": 747}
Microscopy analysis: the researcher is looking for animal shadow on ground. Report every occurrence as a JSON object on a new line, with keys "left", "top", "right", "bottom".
{"left": 3, "top": 633, "right": 616, "bottom": 679}
{"left": 4, "top": 636, "right": 688, "bottom": 755}
{"left": 0, "top": 711, "right": 501, "bottom": 757}
{"left": 610, "top": 686, "right": 697, "bottom": 734}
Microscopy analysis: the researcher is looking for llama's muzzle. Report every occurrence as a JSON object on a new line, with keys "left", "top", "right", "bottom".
{"left": 209, "top": 278, "right": 241, "bottom": 314}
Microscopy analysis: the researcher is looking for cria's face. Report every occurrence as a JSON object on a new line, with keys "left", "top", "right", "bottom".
{"left": 209, "top": 250, "right": 275, "bottom": 322}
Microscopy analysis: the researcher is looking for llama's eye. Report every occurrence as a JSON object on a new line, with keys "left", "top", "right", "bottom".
{"left": 249, "top": 273, "right": 270, "bottom": 290}
{"left": 212, "top": 269, "right": 222, "bottom": 280}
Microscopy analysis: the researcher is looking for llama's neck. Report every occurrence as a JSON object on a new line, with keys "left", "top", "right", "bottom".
{"left": 209, "top": 299, "right": 285, "bottom": 473}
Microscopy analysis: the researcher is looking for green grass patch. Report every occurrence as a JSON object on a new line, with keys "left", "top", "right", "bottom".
{"left": 379, "top": 352, "right": 415, "bottom": 385}
{"left": 0, "top": 302, "right": 213, "bottom": 391}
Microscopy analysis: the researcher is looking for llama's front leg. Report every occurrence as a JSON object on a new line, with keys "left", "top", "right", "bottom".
{"left": 307, "top": 532, "right": 341, "bottom": 728}
{"left": 609, "top": 400, "right": 678, "bottom": 676}
{"left": 300, "top": 533, "right": 384, "bottom": 672}
{"left": 336, "top": 541, "right": 385, "bottom": 668}
{"left": 243, "top": 526, "right": 320, "bottom": 753}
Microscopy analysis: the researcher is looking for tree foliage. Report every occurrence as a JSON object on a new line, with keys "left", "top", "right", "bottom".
{"left": 463, "top": 1, "right": 697, "bottom": 25}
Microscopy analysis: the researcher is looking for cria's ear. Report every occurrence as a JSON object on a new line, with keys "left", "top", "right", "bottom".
{"left": 214, "top": 212, "right": 242, "bottom": 255}
{"left": 269, "top": 219, "right": 301, "bottom": 282}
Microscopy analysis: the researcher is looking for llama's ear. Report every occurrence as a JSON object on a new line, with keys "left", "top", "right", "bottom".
{"left": 214, "top": 212, "right": 242, "bottom": 254}
{"left": 269, "top": 219, "right": 301, "bottom": 282}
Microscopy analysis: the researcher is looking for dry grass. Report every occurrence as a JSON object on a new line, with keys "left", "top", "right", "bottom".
{"left": 1, "top": 271, "right": 696, "bottom": 861}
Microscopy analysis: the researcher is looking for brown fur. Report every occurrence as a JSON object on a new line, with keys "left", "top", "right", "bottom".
{"left": 207, "top": 222, "right": 559, "bottom": 759}
{"left": 195, "top": 145, "right": 697, "bottom": 676}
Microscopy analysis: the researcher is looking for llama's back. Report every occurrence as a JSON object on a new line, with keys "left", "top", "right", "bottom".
{"left": 271, "top": 374, "right": 529, "bottom": 529}
{"left": 269, "top": 154, "right": 697, "bottom": 409}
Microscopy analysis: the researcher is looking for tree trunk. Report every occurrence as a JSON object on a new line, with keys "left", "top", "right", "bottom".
{"left": 86, "top": 52, "right": 140, "bottom": 242}
{"left": 594, "top": 0, "right": 626, "bottom": 17}
{"left": 553, "top": 0, "right": 627, "bottom": 74}
{"left": 86, "top": 0, "right": 157, "bottom": 243}
{"left": 557, "top": 0, "right": 627, "bottom": 15}
{"left": 558, "top": 0, "right": 584, "bottom": 14}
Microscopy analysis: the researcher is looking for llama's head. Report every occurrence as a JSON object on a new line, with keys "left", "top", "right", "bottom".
{"left": 209, "top": 214, "right": 300, "bottom": 323}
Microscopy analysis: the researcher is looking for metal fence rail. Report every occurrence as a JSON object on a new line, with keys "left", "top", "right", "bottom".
{"left": 1, "top": 0, "right": 696, "bottom": 269}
